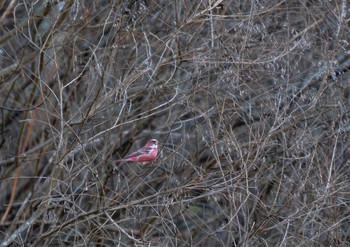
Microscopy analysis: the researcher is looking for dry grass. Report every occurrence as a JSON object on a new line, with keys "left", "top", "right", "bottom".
{"left": 1, "top": 0, "right": 350, "bottom": 246}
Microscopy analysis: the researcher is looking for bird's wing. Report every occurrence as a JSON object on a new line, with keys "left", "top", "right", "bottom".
{"left": 125, "top": 148, "right": 152, "bottom": 158}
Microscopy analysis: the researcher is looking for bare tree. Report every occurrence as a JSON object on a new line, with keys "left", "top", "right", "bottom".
{"left": 1, "top": 0, "right": 349, "bottom": 246}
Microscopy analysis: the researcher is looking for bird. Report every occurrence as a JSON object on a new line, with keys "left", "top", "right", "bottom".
{"left": 116, "top": 139, "right": 159, "bottom": 163}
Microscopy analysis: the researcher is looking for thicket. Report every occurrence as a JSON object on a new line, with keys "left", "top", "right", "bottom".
{"left": 1, "top": 1, "right": 349, "bottom": 246}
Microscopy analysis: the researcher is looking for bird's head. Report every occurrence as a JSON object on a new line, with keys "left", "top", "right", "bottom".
{"left": 147, "top": 139, "right": 158, "bottom": 149}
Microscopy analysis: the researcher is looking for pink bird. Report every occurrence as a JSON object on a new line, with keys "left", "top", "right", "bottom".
{"left": 116, "top": 139, "right": 159, "bottom": 163}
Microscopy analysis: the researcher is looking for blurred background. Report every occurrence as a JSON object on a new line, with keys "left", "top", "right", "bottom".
{"left": 0, "top": 0, "right": 350, "bottom": 246}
